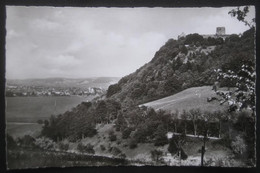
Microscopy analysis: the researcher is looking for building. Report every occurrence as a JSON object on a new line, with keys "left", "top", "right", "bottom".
{"left": 216, "top": 27, "right": 226, "bottom": 35}
{"left": 202, "top": 27, "right": 230, "bottom": 40}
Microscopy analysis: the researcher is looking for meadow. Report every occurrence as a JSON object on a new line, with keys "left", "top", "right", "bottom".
{"left": 142, "top": 86, "right": 230, "bottom": 114}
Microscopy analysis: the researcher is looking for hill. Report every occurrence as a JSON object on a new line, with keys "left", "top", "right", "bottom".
{"left": 6, "top": 77, "right": 120, "bottom": 89}
{"left": 107, "top": 28, "right": 255, "bottom": 106}
{"left": 141, "top": 86, "right": 229, "bottom": 114}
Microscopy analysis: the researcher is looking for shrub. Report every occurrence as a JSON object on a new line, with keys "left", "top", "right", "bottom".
{"left": 58, "top": 142, "right": 69, "bottom": 151}
{"left": 109, "top": 130, "right": 117, "bottom": 142}
{"left": 122, "top": 127, "right": 133, "bottom": 139}
{"left": 18, "top": 135, "right": 36, "bottom": 148}
{"left": 119, "top": 153, "right": 126, "bottom": 159}
{"left": 34, "top": 137, "right": 55, "bottom": 150}
{"left": 168, "top": 138, "right": 178, "bottom": 155}
{"left": 100, "top": 145, "right": 106, "bottom": 151}
{"left": 180, "top": 148, "right": 188, "bottom": 160}
{"left": 129, "top": 139, "right": 138, "bottom": 149}
{"left": 6, "top": 134, "right": 17, "bottom": 149}
{"left": 111, "top": 147, "right": 122, "bottom": 156}
{"left": 151, "top": 149, "right": 163, "bottom": 163}
{"left": 231, "top": 135, "right": 247, "bottom": 155}
{"left": 77, "top": 143, "right": 95, "bottom": 154}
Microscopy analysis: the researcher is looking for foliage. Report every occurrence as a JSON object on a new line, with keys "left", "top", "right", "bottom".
{"left": 58, "top": 141, "right": 69, "bottom": 151}
{"left": 34, "top": 137, "right": 55, "bottom": 150}
{"left": 100, "top": 145, "right": 106, "bottom": 151}
{"left": 151, "top": 149, "right": 164, "bottom": 163}
{"left": 231, "top": 135, "right": 247, "bottom": 155}
{"left": 115, "top": 111, "right": 127, "bottom": 131}
{"left": 107, "top": 83, "right": 121, "bottom": 97}
{"left": 129, "top": 138, "right": 138, "bottom": 149}
{"left": 17, "top": 135, "right": 36, "bottom": 148}
{"left": 154, "top": 124, "right": 168, "bottom": 146}
{"left": 228, "top": 6, "right": 255, "bottom": 28}
{"left": 168, "top": 134, "right": 187, "bottom": 160}
{"left": 184, "top": 33, "right": 204, "bottom": 45}
{"left": 77, "top": 143, "right": 95, "bottom": 154}
{"left": 110, "top": 147, "right": 122, "bottom": 156}
{"left": 122, "top": 127, "right": 133, "bottom": 139}
{"left": 6, "top": 134, "right": 17, "bottom": 149}
{"left": 108, "top": 130, "right": 117, "bottom": 142}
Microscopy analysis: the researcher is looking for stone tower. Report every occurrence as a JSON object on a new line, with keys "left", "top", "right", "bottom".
{"left": 216, "top": 27, "right": 225, "bottom": 35}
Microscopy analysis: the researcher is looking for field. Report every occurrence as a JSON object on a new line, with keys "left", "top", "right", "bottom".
{"left": 141, "top": 86, "right": 229, "bottom": 114}
{"left": 6, "top": 96, "right": 93, "bottom": 138}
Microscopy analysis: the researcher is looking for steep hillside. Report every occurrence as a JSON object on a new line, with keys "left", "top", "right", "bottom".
{"left": 141, "top": 86, "right": 229, "bottom": 114}
{"left": 107, "top": 28, "right": 255, "bottom": 106}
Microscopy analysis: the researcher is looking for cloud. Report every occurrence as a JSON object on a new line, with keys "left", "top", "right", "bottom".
{"left": 5, "top": 6, "right": 254, "bottom": 79}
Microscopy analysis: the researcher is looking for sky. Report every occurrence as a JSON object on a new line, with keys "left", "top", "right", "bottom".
{"left": 5, "top": 6, "right": 255, "bottom": 79}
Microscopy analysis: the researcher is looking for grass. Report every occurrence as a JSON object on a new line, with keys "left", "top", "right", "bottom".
{"left": 141, "top": 86, "right": 229, "bottom": 114}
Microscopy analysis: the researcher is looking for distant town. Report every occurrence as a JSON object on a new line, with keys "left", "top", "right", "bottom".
{"left": 5, "top": 85, "right": 106, "bottom": 97}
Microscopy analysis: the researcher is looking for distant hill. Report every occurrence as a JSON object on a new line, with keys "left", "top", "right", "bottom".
{"left": 141, "top": 86, "right": 229, "bottom": 114}
{"left": 6, "top": 77, "right": 120, "bottom": 89}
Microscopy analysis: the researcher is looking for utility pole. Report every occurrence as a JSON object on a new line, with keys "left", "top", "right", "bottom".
{"left": 201, "top": 130, "right": 208, "bottom": 166}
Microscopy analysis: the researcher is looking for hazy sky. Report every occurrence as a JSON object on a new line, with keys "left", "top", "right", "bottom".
{"left": 6, "top": 6, "right": 255, "bottom": 79}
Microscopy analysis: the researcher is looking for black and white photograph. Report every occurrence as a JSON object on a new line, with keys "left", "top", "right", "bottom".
{"left": 4, "top": 5, "right": 256, "bottom": 169}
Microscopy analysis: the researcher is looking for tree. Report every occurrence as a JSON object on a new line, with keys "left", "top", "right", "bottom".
{"left": 228, "top": 6, "right": 255, "bottom": 28}
{"left": 77, "top": 143, "right": 95, "bottom": 154}
{"left": 151, "top": 149, "right": 164, "bottom": 164}
{"left": 215, "top": 62, "right": 255, "bottom": 113}
{"left": 6, "top": 134, "right": 17, "bottom": 149}
{"left": 107, "top": 83, "right": 121, "bottom": 97}
{"left": 96, "top": 100, "right": 107, "bottom": 124}
{"left": 187, "top": 108, "right": 201, "bottom": 136}
{"left": 115, "top": 111, "right": 127, "bottom": 131}
{"left": 108, "top": 130, "right": 117, "bottom": 142}
{"left": 154, "top": 124, "right": 168, "bottom": 146}
{"left": 168, "top": 134, "right": 188, "bottom": 164}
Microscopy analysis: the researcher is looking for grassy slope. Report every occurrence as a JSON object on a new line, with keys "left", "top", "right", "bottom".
{"left": 141, "top": 86, "right": 229, "bottom": 114}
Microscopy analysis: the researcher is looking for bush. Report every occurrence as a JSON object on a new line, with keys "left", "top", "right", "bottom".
{"left": 111, "top": 147, "right": 122, "bottom": 156}
{"left": 122, "top": 127, "right": 133, "bottom": 139}
{"left": 58, "top": 142, "right": 69, "bottom": 151}
{"left": 34, "top": 137, "right": 55, "bottom": 150}
{"left": 77, "top": 143, "right": 95, "bottom": 154}
{"left": 119, "top": 153, "right": 126, "bottom": 159}
{"left": 18, "top": 135, "right": 36, "bottom": 148}
{"left": 6, "top": 134, "right": 17, "bottom": 149}
{"left": 129, "top": 139, "right": 138, "bottom": 149}
{"left": 180, "top": 148, "right": 188, "bottom": 160}
{"left": 100, "top": 145, "right": 106, "bottom": 151}
{"left": 231, "top": 135, "right": 247, "bottom": 155}
{"left": 168, "top": 138, "right": 178, "bottom": 155}
{"left": 109, "top": 130, "right": 117, "bottom": 142}
{"left": 151, "top": 149, "right": 163, "bottom": 163}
